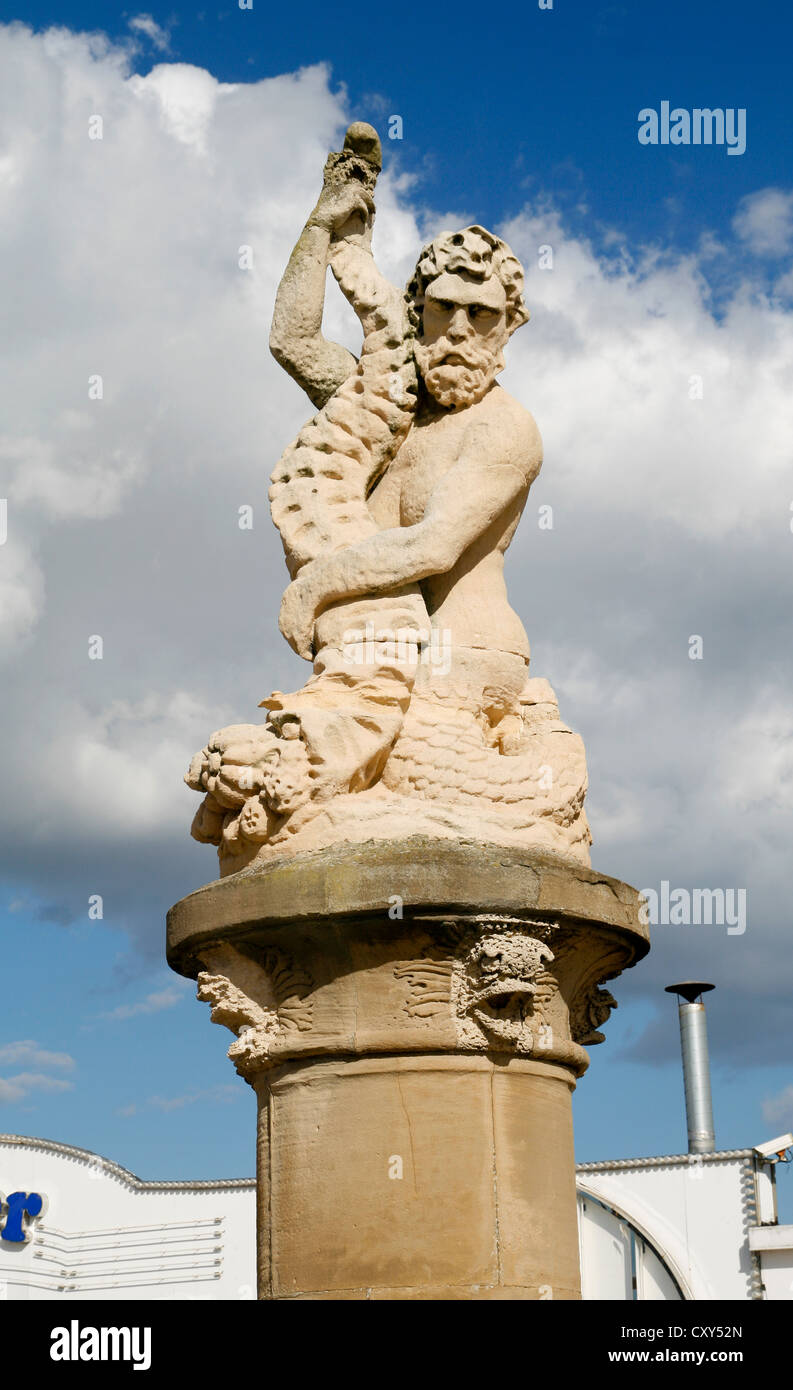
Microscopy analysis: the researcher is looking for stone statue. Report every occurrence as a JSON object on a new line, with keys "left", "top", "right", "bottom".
{"left": 170, "top": 123, "right": 650, "bottom": 1301}
{"left": 185, "top": 123, "right": 591, "bottom": 873}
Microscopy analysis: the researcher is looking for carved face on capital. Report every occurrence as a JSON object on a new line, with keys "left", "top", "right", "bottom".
{"left": 408, "top": 227, "right": 529, "bottom": 411}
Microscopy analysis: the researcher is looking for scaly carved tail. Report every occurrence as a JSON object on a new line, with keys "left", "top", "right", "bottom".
{"left": 268, "top": 132, "right": 418, "bottom": 578}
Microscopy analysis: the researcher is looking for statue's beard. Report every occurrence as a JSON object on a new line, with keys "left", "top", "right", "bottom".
{"left": 415, "top": 339, "right": 504, "bottom": 409}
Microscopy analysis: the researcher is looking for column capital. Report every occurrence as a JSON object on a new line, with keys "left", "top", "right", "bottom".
{"left": 168, "top": 838, "right": 648, "bottom": 1080}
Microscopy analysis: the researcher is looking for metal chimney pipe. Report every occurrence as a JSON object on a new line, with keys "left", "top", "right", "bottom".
{"left": 664, "top": 981, "right": 716, "bottom": 1154}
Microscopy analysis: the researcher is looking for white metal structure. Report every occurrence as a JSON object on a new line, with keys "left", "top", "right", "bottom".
{"left": 578, "top": 1189, "right": 684, "bottom": 1300}
{"left": 749, "top": 1225, "right": 793, "bottom": 1301}
{"left": 577, "top": 1150, "right": 772, "bottom": 1300}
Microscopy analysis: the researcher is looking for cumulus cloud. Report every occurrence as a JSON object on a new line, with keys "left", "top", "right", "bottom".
{"left": 127, "top": 14, "right": 171, "bottom": 53}
{"left": 0, "top": 25, "right": 350, "bottom": 938}
{"left": 500, "top": 206, "right": 793, "bottom": 537}
{"left": 733, "top": 188, "right": 793, "bottom": 257}
{"left": 0, "top": 528, "right": 45, "bottom": 645}
{"left": 1, "top": 22, "right": 792, "bottom": 1067}
{"left": 128, "top": 63, "right": 237, "bottom": 153}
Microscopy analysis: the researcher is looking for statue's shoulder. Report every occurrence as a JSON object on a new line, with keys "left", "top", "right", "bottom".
{"left": 478, "top": 386, "right": 543, "bottom": 469}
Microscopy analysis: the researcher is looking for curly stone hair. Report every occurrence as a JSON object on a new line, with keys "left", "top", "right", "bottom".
{"left": 405, "top": 225, "right": 529, "bottom": 338}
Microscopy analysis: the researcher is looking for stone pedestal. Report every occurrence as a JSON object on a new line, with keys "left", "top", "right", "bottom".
{"left": 167, "top": 837, "right": 648, "bottom": 1301}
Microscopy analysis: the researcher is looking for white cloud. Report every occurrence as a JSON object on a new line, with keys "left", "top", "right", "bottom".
{"left": 128, "top": 63, "right": 237, "bottom": 153}
{"left": 733, "top": 188, "right": 793, "bottom": 257}
{"left": 128, "top": 14, "right": 170, "bottom": 52}
{"left": 0, "top": 1074, "right": 74, "bottom": 1103}
{"left": 99, "top": 986, "right": 184, "bottom": 1021}
{"left": 0, "top": 1040, "right": 75, "bottom": 1070}
{"left": 118, "top": 1085, "right": 240, "bottom": 1115}
{"left": 0, "top": 531, "right": 44, "bottom": 645}
{"left": 0, "top": 25, "right": 344, "bottom": 663}
{"left": 0, "top": 1040, "right": 76, "bottom": 1103}
{"left": 499, "top": 207, "right": 793, "bottom": 537}
{"left": 5, "top": 433, "right": 141, "bottom": 521}
{"left": 35, "top": 691, "right": 239, "bottom": 844}
{"left": 148, "top": 1085, "right": 239, "bottom": 1111}
{"left": 720, "top": 694, "right": 793, "bottom": 816}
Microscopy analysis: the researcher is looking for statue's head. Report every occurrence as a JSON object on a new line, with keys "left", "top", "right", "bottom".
{"left": 406, "top": 226, "right": 529, "bottom": 409}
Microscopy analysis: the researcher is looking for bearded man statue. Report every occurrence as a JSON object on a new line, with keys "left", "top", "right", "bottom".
{"left": 185, "top": 124, "right": 590, "bottom": 872}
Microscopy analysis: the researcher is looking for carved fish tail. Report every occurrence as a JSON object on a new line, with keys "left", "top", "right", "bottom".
{"left": 269, "top": 240, "right": 417, "bottom": 577}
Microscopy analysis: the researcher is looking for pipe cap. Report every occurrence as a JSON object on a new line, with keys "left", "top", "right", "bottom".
{"left": 665, "top": 980, "right": 715, "bottom": 1003}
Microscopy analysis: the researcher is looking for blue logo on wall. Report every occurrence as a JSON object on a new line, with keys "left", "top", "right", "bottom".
{"left": 0, "top": 1192, "right": 44, "bottom": 1243}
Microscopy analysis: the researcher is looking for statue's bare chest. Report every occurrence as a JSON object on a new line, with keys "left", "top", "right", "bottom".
{"left": 394, "top": 414, "right": 468, "bottom": 525}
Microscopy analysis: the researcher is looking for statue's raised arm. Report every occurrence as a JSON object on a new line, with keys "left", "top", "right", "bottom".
{"left": 269, "top": 123, "right": 388, "bottom": 411}
{"left": 268, "top": 123, "right": 420, "bottom": 578}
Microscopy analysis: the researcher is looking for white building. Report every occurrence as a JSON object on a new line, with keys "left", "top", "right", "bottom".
{"left": 1, "top": 1132, "right": 790, "bottom": 1300}
{"left": 576, "top": 1148, "right": 786, "bottom": 1300}
{"left": 0, "top": 1135, "right": 255, "bottom": 1301}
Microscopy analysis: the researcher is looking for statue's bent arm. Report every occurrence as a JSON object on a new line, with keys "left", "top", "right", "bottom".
{"left": 269, "top": 218, "right": 358, "bottom": 411}
{"left": 279, "top": 424, "right": 542, "bottom": 656}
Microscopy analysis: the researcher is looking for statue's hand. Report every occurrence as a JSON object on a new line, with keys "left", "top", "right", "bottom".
{"left": 310, "top": 181, "right": 374, "bottom": 239}
{"left": 279, "top": 572, "right": 317, "bottom": 660}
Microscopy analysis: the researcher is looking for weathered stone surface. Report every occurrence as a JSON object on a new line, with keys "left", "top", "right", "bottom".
{"left": 255, "top": 1056, "right": 580, "bottom": 1301}
{"left": 168, "top": 837, "right": 645, "bottom": 1297}
{"left": 168, "top": 835, "right": 646, "bottom": 964}
{"left": 184, "top": 121, "right": 591, "bottom": 873}
{"left": 168, "top": 838, "right": 646, "bottom": 1081}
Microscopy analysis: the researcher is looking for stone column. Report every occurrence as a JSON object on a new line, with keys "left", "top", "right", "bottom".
{"left": 167, "top": 838, "right": 648, "bottom": 1301}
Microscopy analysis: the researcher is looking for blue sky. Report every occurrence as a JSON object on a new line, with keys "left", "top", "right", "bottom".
{"left": 1, "top": 0, "right": 792, "bottom": 1223}
{"left": 11, "top": 0, "right": 791, "bottom": 249}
